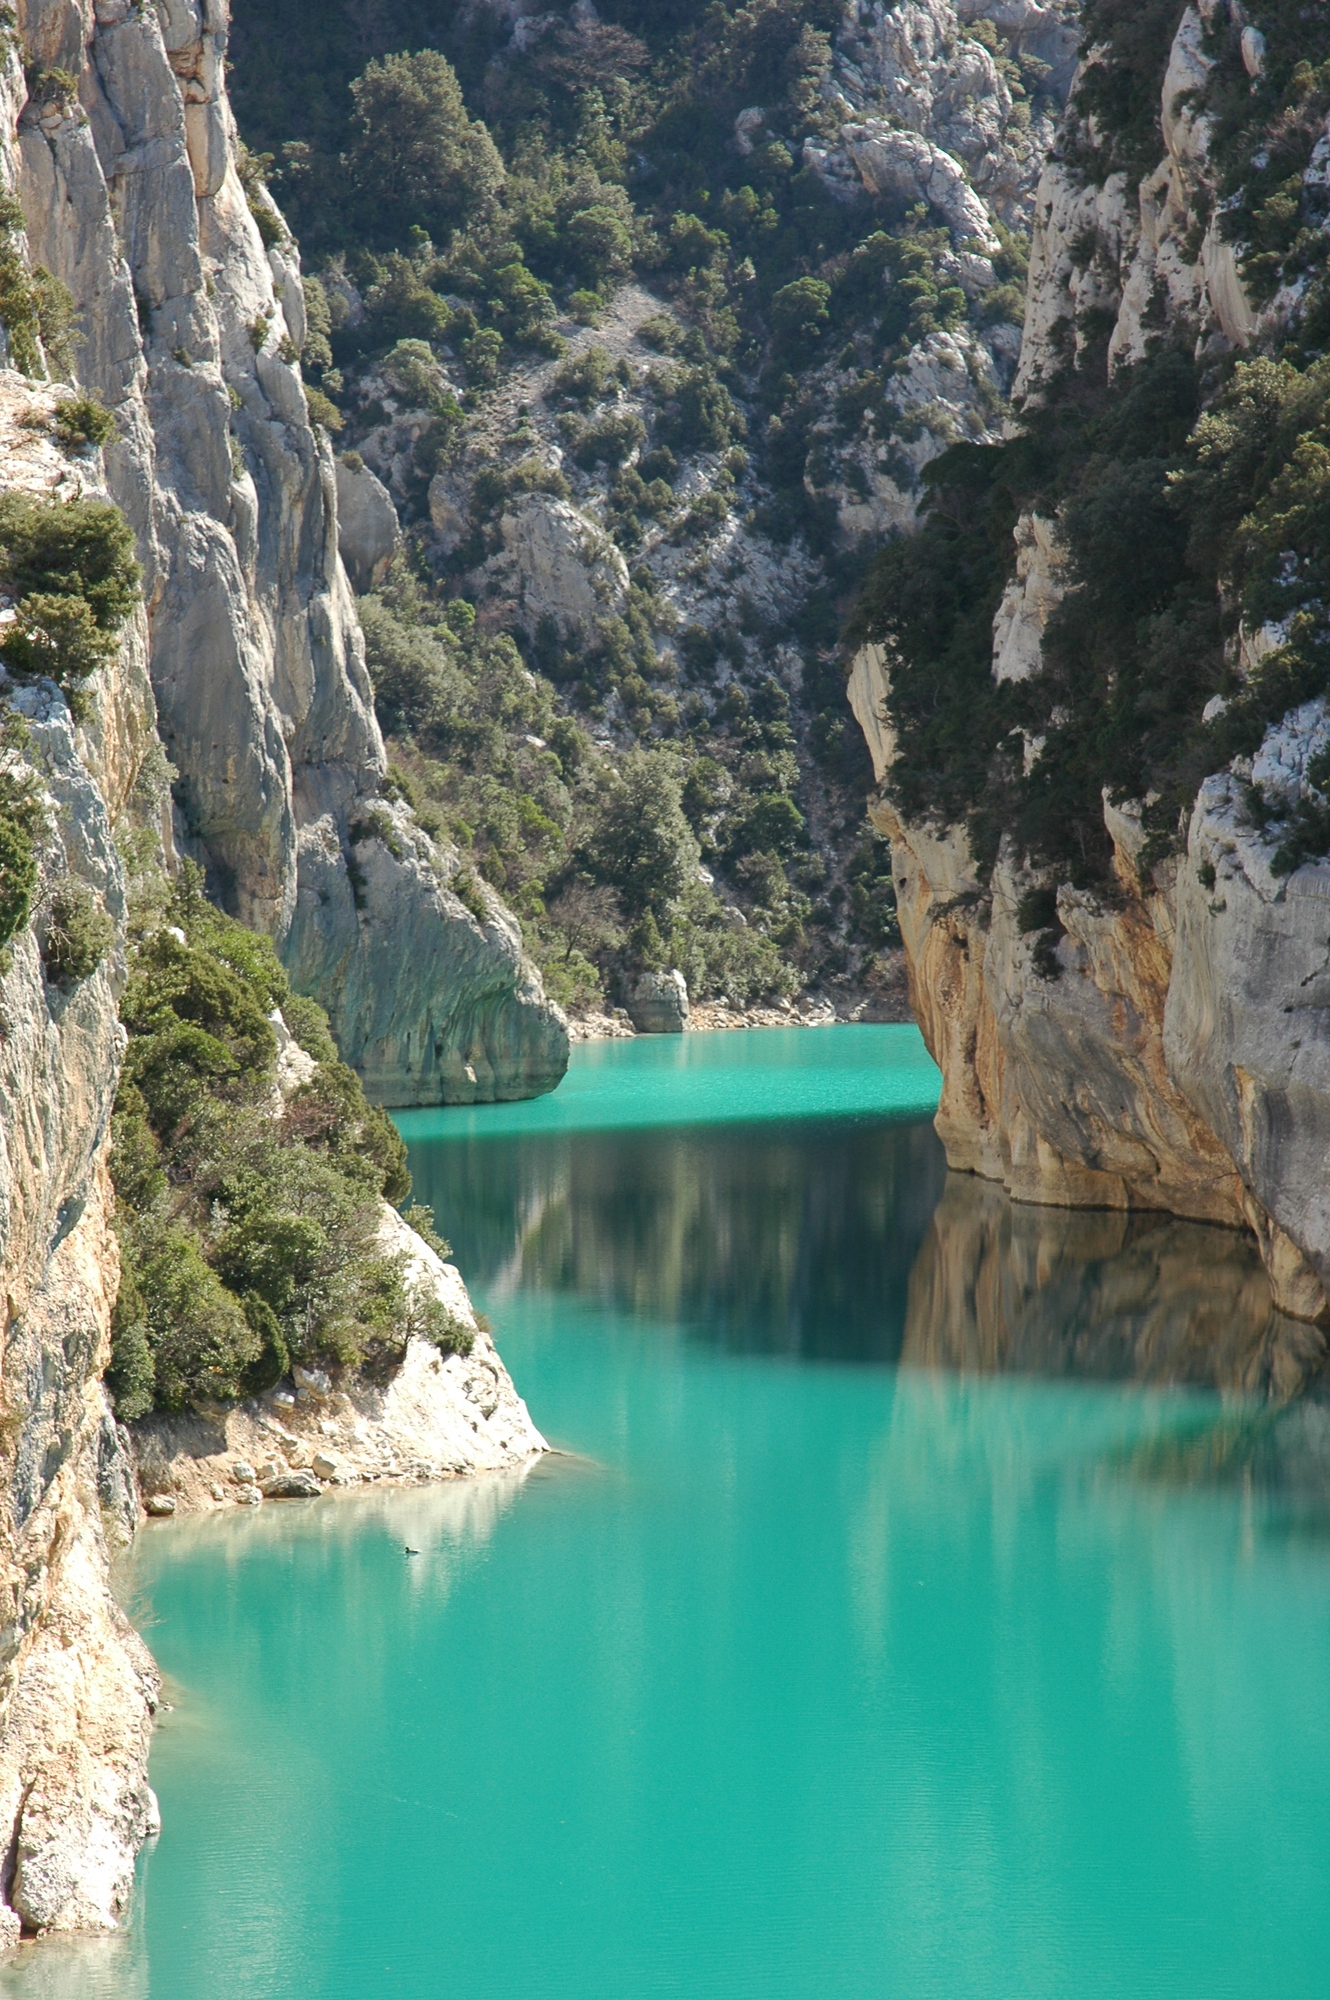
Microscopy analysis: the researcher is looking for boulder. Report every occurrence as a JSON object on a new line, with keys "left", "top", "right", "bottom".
{"left": 230, "top": 1460, "right": 256, "bottom": 1485}
{"left": 334, "top": 458, "right": 400, "bottom": 593}
{"left": 485, "top": 493, "right": 628, "bottom": 638}
{"left": 258, "top": 1469, "right": 322, "bottom": 1500}
{"left": 143, "top": 1494, "right": 176, "bottom": 1518}
{"left": 627, "top": 969, "right": 689, "bottom": 1035}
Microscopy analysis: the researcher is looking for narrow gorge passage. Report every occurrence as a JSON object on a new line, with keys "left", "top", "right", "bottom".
{"left": 12, "top": 1031, "right": 1330, "bottom": 2000}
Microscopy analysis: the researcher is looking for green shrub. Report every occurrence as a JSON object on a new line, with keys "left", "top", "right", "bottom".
{"left": 105, "top": 1263, "right": 155, "bottom": 1422}
{"left": 0, "top": 712, "right": 42, "bottom": 955}
{"left": 40, "top": 878, "right": 113, "bottom": 986}
{"left": 0, "top": 491, "right": 138, "bottom": 711}
{"left": 343, "top": 50, "right": 504, "bottom": 251}
{"left": 108, "top": 866, "right": 426, "bottom": 1415}
{"left": 637, "top": 315, "right": 681, "bottom": 354}
{"left": 305, "top": 386, "right": 344, "bottom": 431}
{"left": 54, "top": 393, "right": 115, "bottom": 453}
{"left": 237, "top": 145, "right": 288, "bottom": 249}
{"left": 571, "top": 408, "right": 646, "bottom": 470}
{"left": 770, "top": 276, "right": 831, "bottom": 364}
{"left": 451, "top": 865, "right": 490, "bottom": 924}
{"left": 462, "top": 326, "right": 504, "bottom": 388}
{"left": 0, "top": 189, "right": 76, "bottom": 380}
{"left": 553, "top": 344, "right": 615, "bottom": 407}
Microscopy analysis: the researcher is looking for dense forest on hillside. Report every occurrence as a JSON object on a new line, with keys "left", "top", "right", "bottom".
{"left": 848, "top": 0, "right": 1330, "bottom": 966}
{"left": 227, "top": 0, "right": 1055, "bottom": 1014}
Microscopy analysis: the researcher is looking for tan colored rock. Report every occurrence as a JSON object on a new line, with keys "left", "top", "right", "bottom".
{"left": 848, "top": 5, "right": 1330, "bottom": 1327}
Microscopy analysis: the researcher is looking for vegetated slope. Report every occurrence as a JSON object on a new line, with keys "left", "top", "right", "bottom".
{"left": 843, "top": 0, "right": 1330, "bottom": 1330}
{"left": 226, "top": 0, "right": 1077, "bottom": 1017}
{"left": 850, "top": 0, "right": 1330, "bottom": 916}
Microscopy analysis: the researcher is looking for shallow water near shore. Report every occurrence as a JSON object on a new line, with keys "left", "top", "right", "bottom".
{"left": 12, "top": 1027, "right": 1330, "bottom": 2000}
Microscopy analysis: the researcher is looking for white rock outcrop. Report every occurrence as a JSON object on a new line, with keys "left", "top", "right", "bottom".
{"left": 130, "top": 1205, "right": 547, "bottom": 1508}
{"left": 334, "top": 456, "right": 400, "bottom": 594}
{"left": 485, "top": 491, "right": 629, "bottom": 639}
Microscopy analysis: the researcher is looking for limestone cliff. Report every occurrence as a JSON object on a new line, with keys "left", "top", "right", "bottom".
{"left": 851, "top": 2, "right": 1330, "bottom": 1329}
{"left": 0, "top": 372, "right": 160, "bottom": 1942}
{"left": 0, "top": 0, "right": 563, "bottom": 1943}
{"left": 17, "top": 0, "right": 566, "bottom": 1107}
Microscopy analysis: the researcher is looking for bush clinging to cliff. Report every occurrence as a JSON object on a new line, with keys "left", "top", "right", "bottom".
{"left": 107, "top": 866, "right": 461, "bottom": 1418}
{"left": 0, "top": 711, "right": 42, "bottom": 957}
{"left": 0, "top": 493, "right": 139, "bottom": 709}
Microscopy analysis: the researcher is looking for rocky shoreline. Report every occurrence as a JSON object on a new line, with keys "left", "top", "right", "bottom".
{"left": 129, "top": 1215, "right": 546, "bottom": 1519}
{"left": 567, "top": 952, "right": 913, "bottom": 1041}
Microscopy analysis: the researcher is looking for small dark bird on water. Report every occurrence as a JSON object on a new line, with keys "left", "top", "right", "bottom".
{"left": 404, "top": 1545, "right": 420, "bottom": 1556}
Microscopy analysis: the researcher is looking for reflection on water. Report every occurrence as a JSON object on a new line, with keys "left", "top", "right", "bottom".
{"left": 904, "top": 1172, "right": 1326, "bottom": 1396}
{"left": 410, "top": 1114, "right": 1327, "bottom": 1396}
{"left": 410, "top": 1117, "right": 949, "bottom": 1364}
{"left": 0, "top": 1929, "right": 146, "bottom": 2000}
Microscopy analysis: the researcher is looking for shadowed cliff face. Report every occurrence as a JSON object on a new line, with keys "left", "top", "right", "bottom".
{"left": 14, "top": 0, "right": 565, "bottom": 1106}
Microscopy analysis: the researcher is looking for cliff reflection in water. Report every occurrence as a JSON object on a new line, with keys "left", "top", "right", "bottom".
{"left": 412, "top": 1117, "right": 949, "bottom": 1362}
{"left": 905, "top": 1173, "right": 1325, "bottom": 1397}
{"left": 412, "top": 1113, "right": 1324, "bottom": 1392}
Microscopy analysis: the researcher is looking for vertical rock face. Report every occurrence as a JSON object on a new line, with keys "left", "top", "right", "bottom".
{"left": 0, "top": 1, "right": 564, "bottom": 1946}
{"left": 0, "top": 375, "right": 161, "bottom": 1940}
{"left": 14, "top": 0, "right": 566, "bottom": 1105}
{"left": 851, "top": 5, "right": 1330, "bottom": 1329}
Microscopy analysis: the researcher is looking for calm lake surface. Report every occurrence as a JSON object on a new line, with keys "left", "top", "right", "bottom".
{"left": 13, "top": 1026, "right": 1330, "bottom": 2000}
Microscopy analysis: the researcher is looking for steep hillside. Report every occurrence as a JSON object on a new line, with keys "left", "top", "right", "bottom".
{"left": 848, "top": 0, "right": 1330, "bottom": 1328}
{"left": 225, "top": 0, "right": 1078, "bottom": 1020}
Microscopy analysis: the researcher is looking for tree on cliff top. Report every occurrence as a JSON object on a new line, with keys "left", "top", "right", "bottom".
{"left": 344, "top": 50, "right": 504, "bottom": 251}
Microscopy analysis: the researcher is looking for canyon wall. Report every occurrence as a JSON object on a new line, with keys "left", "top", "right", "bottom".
{"left": 17, "top": 0, "right": 566, "bottom": 1107}
{"left": 852, "top": 2, "right": 1330, "bottom": 1329}
{"left": 0, "top": 0, "right": 563, "bottom": 1943}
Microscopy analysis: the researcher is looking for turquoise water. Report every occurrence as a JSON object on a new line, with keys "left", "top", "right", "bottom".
{"left": 12, "top": 1028, "right": 1330, "bottom": 1999}
{"left": 393, "top": 1022, "right": 942, "bottom": 1139}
